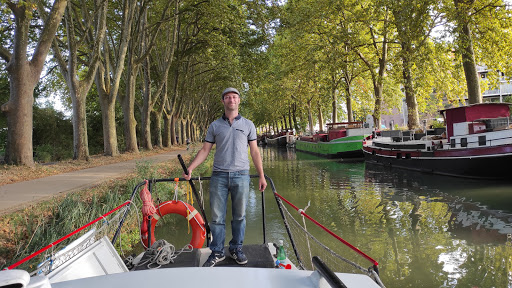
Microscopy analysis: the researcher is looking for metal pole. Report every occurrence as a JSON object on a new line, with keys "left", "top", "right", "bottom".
{"left": 177, "top": 154, "right": 211, "bottom": 247}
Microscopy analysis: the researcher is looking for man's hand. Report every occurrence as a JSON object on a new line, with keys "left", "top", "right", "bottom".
{"left": 259, "top": 177, "right": 267, "bottom": 192}
{"left": 183, "top": 169, "right": 192, "bottom": 180}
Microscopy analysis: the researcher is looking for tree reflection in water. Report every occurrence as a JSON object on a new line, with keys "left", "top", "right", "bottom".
{"left": 259, "top": 146, "right": 512, "bottom": 288}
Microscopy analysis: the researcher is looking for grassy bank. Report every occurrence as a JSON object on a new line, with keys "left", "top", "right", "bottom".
{"left": 0, "top": 146, "right": 191, "bottom": 186}
{"left": 0, "top": 150, "right": 213, "bottom": 271}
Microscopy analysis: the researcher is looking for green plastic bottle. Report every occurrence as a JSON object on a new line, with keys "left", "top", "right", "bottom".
{"left": 277, "top": 240, "right": 287, "bottom": 267}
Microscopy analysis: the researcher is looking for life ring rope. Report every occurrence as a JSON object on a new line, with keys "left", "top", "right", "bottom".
{"left": 157, "top": 200, "right": 206, "bottom": 236}
{"left": 141, "top": 200, "right": 206, "bottom": 249}
{"left": 186, "top": 209, "right": 198, "bottom": 221}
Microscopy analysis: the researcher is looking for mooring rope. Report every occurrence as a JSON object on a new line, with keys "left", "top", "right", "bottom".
{"left": 140, "top": 180, "right": 157, "bottom": 217}
{"left": 136, "top": 239, "right": 193, "bottom": 269}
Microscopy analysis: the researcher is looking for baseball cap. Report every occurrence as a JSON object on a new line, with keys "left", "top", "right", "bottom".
{"left": 221, "top": 87, "right": 240, "bottom": 98}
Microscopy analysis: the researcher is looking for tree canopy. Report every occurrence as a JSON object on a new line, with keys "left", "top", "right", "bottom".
{"left": 0, "top": 0, "right": 511, "bottom": 164}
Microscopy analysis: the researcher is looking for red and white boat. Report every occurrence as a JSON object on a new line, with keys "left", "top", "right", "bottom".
{"left": 363, "top": 103, "right": 512, "bottom": 179}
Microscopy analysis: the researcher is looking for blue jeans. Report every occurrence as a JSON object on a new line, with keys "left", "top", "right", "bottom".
{"left": 209, "top": 170, "right": 250, "bottom": 253}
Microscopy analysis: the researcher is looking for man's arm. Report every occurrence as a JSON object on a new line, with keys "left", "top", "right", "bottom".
{"left": 183, "top": 142, "right": 214, "bottom": 180}
{"left": 249, "top": 140, "right": 267, "bottom": 192}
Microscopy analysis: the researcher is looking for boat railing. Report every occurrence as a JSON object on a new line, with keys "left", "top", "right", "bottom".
{"left": 125, "top": 174, "right": 383, "bottom": 286}
{"left": 476, "top": 117, "right": 511, "bottom": 132}
{"left": 327, "top": 122, "right": 363, "bottom": 130}
{"left": 5, "top": 162, "right": 383, "bottom": 287}
{"left": 6, "top": 201, "right": 132, "bottom": 272}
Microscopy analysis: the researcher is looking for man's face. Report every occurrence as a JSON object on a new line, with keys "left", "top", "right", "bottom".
{"left": 222, "top": 92, "right": 240, "bottom": 111}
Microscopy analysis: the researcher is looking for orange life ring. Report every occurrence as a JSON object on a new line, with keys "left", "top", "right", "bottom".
{"left": 141, "top": 200, "right": 206, "bottom": 249}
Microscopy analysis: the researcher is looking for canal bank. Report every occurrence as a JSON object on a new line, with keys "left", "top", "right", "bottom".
{"left": 0, "top": 149, "right": 188, "bottom": 215}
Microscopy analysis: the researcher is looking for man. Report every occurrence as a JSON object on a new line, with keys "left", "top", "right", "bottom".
{"left": 183, "top": 87, "right": 267, "bottom": 267}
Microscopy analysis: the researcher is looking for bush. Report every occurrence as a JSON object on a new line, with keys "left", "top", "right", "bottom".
{"left": 431, "top": 119, "right": 445, "bottom": 128}
{"left": 34, "top": 144, "right": 73, "bottom": 163}
{"left": 34, "top": 145, "right": 53, "bottom": 163}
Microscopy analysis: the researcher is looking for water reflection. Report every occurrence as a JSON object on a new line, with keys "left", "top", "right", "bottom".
{"left": 153, "top": 146, "right": 512, "bottom": 287}
{"left": 259, "top": 146, "right": 512, "bottom": 287}
{"left": 365, "top": 163, "right": 512, "bottom": 244}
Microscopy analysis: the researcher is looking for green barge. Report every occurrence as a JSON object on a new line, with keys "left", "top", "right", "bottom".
{"left": 295, "top": 122, "right": 371, "bottom": 159}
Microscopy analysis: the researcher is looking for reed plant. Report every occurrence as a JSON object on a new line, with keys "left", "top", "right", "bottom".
{"left": 0, "top": 151, "right": 213, "bottom": 272}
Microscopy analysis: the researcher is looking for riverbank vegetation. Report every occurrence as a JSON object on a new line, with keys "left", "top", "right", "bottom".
{"left": 1, "top": 1, "right": 511, "bottom": 167}
{"left": 0, "top": 151, "right": 213, "bottom": 271}
{"left": 0, "top": 146, "right": 187, "bottom": 186}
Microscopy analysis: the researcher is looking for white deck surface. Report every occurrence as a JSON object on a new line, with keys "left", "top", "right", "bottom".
{"left": 51, "top": 267, "right": 381, "bottom": 288}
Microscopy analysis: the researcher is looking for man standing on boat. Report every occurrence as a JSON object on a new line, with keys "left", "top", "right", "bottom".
{"left": 183, "top": 87, "right": 267, "bottom": 267}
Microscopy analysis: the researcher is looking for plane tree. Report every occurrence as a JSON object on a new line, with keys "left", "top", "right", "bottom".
{"left": 0, "top": 0, "right": 67, "bottom": 166}
{"left": 388, "top": 0, "right": 444, "bottom": 129}
{"left": 50, "top": 0, "right": 107, "bottom": 160}
{"left": 343, "top": 0, "right": 397, "bottom": 128}
{"left": 442, "top": 0, "right": 512, "bottom": 104}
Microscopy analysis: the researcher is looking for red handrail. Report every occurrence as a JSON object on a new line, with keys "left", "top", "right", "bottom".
{"left": 275, "top": 193, "right": 379, "bottom": 266}
{"left": 6, "top": 201, "right": 131, "bottom": 270}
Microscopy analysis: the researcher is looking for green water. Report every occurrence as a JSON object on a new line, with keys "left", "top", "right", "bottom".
{"left": 155, "top": 146, "right": 512, "bottom": 287}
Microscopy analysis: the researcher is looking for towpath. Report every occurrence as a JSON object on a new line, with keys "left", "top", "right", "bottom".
{"left": 0, "top": 149, "right": 188, "bottom": 215}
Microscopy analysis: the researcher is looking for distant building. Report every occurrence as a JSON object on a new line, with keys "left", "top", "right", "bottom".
{"left": 478, "top": 66, "right": 512, "bottom": 102}
{"left": 380, "top": 99, "right": 408, "bottom": 129}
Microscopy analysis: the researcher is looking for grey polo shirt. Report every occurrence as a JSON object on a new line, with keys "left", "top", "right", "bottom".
{"left": 205, "top": 114, "right": 257, "bottom": 172}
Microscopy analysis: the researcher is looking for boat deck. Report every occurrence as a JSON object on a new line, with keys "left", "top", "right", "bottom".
{"left": 133, "top": 244, "right": 276, "bottom": 270}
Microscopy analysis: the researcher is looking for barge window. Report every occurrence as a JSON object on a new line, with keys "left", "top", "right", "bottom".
{"left": 405, "top": 153, "right": 411, "bottom": 159}
{"left": 396, "top": 153, "right": 402, "bottom": 159}
{"left": 461, "top": 138, "right": 468, "bottom": 147}
{"left": 450, "top": 139, "right": 455, "bottom": 148}
{"left": 478, "top": 135, "right": 486, "bottom": 146}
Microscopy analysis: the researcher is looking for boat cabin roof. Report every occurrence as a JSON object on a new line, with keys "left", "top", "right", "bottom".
{"left": 327, "top": 122, "right": 363, "bottom": 130}
{"left": 440, "top": 103, "right": 510, "bottom": 124}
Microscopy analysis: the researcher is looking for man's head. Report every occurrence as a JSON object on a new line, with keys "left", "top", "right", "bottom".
{"left": 221, "top": 87, "right": 240, "bottom": 113}
{"left": 221, "top": 87, "right": 240, "bottom": 100}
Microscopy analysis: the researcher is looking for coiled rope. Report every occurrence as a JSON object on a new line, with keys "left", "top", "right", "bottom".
{"left": 136, "top": 239, "right": 193, "bottom": 269}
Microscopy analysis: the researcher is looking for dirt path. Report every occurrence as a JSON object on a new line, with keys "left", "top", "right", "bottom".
{"left": 0, "top": 149, "right": 188, "bottom": 215}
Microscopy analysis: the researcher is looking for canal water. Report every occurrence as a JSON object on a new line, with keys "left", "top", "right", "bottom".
{"left": 157, "top": 146, "right": 512, "bottom": 287}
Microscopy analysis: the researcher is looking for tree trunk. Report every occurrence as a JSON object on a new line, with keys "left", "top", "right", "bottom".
{"left": 292, "top": 103, "right": 299, "bottom": 132}
{"left": 153, "top": 110, "right": 163, "bottom": 148}
{"left": 307, "top": 101, "right": 314, "bottom": 134}
{"left": 1, "top": 0, "right": 67, "bottom": 166}
{"left": 345, "top": 86, "right": 353, "bottom": 122}
{"left": 175, "top": 118, "right": 182, "bottom": 144}
{"left": 163, "top": 111, "right": 172, "bottom": 147}
{"left": 460, "top": 24, "right": 482, "bottom": 104}
{"left": 454, "top": 0, "right": 481, "bottom": 104}
{"left": 99, "top": 91, "right": 118, "bottom": 156}
{"left": 373, "top": 48, "right": 387, "bottom": 128}
{"left": 3, "top": 66, "right": 36, "bottom": 165}
{"left": 97, "top": 0, "right": 135, "bottom": 156}
{"left": 71, "top": 90, "right": 90, "bottom": 160}
{"left": 186, "top": 118, "right": 191, "bottom": 143}
{"left": 287, "top": 106, "right": 293, "bottom": 130}
{"left": 122, "top": 60, "right": 139, "bottom": 153}
{"left": 317, "top": 104, "right": 324, "bottom": 132}
{"left": 171, "top": 115, "right": 177, "bottom": 145}
{"left": 180, "top": 119, "right": 186, "bottom": 145}
{"left": 373, "top": 83, "right": 384, "bottom": 129}
{"left": 331, "top": 80, "right": 337, "bottom": 123}
{"left": 141, "top": 56, "right": 153, "bottom": 150}
{"left": 55, "top": 0, "right": 107, "bottom": 160}
{"left": 402, "top": 50, "right": 420, "bottom": 130}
